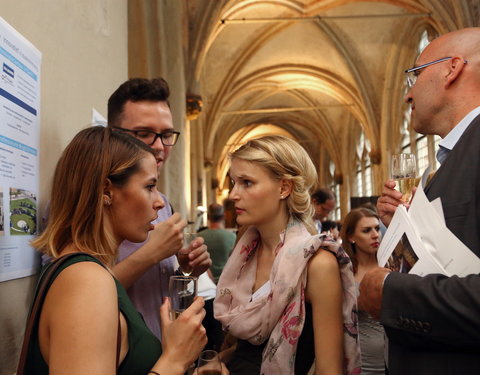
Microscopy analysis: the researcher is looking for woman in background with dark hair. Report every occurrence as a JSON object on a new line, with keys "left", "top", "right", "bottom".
{"left": 341, "top": 208, "right": 385, "bottom": 375}
{"left": 320, "top": 220, "right": 340, "bottom": 242}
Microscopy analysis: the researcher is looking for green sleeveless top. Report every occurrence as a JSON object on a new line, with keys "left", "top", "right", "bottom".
{"left": 26, "top": 253, "right": 161, "bottom": 375}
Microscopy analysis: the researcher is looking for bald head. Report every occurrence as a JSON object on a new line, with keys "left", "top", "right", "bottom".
{"left": 405, "top": 28, "right": 480, "bottom": 137}
{"left": 426, "top": 28, "right": 480, "bottom": 60}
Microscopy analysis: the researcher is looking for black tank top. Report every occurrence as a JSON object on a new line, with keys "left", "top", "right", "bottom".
{"left": 227, "top": 303, "right": 314, "bottom": 375}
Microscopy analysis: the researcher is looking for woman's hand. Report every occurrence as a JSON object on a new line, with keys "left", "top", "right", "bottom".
{"left": 154, "top": 297, "right": 207, "bottom": 374}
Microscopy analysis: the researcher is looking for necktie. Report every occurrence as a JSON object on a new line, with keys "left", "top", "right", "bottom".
{"left": 436, "top": 146, "right": 450, "bottom": 164}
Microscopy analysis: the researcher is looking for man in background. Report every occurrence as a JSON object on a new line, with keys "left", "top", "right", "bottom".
{"left": 198, "top": 203, "right": 236, "bottom": 283}
{"left": 311, "top": 188, "right": 336, "bottom": 233}
{"left": 108, "top": 78, "right": 211, "bottom": 339}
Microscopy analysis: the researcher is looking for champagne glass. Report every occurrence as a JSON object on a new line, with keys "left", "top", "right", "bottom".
{"left": 391, "top": 153, "right": 417, "bottom": 203}
{"left": 178, "top": 229, "right": 197, "bottom": 276}
{"left": 196, "top": 350, "right": 222, "bottom": 375}
{"left": 169, "top": 275, "right": 197, "bottom": 320}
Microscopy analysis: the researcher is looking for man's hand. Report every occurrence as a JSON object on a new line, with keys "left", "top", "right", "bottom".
{"left": 185, "top": 236, "right": 212, "bottom": 277}
{"left": 358, "top": 267, "right": 391, "bottom": 320}
{"left": 377, "top": 179, "right": 405, "bottom": 227}
{"left": 113, "top": 213, "right": 187, "bottom": 289}
{"left": 144, "top": 213, "right": 187, "bottom": 264}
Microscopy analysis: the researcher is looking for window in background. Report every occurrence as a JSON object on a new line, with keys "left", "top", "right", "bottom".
{"left": 354, "top": 131, "right": 373, "bottom": 197}
{"left": 400, "top": 29, "right": 440, "bottom": 176}
{"left": 328, "top": 160, "right": 341, "bottom": 221}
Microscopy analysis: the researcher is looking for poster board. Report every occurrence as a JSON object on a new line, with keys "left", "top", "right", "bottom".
{"left": 0, "top": 17, "right": 41, "bottom": 282}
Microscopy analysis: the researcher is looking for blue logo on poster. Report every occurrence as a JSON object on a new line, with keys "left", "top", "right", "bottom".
{"left": 3, "top": 63, "right": 14, "bottom": 78}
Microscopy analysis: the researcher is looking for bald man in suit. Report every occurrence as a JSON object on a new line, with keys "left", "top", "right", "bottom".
{"left": 359, "top": 28, "right": 480, "bottom": 375}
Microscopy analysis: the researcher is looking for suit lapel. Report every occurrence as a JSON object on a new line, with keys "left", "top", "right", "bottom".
{"left": 424, "top": 114, "right": 480, "bottom": 197}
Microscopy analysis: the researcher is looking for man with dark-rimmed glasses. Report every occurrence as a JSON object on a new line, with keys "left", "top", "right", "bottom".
{"left": 108, "top": 78, "right": 211, "bottom": 340}
{"left": 360, "top": 28, "right": 480, "bottom": 374}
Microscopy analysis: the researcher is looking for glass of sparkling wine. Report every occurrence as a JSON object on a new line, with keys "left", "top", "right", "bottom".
{"left": 177, "top": 230, "right": 197, "bottom": 276}
{"left": 391, "top": 153, "right": 417, "bottom": 203}
{"left": 196, "top": 350, "right": 223, "bottom": 375}
{"left": 169, "top": 275, "right": 197, "bottom": 320}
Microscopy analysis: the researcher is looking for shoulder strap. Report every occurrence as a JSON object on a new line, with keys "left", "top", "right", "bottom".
{"left": 16, "top": 253, "right": 122, "bottom": 374}
{"left": 17, "top": 253, "right": 82, "bottom": 374}
{"left": 116, "top": 312, "right": 121, "bottom": 370}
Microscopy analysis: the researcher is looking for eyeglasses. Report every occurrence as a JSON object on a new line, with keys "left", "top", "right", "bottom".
{"left": 114, "top": 127, "right": 180, "bottom": 146}
{"left": 405, "top": 57, "right": 468, "bottom": 88}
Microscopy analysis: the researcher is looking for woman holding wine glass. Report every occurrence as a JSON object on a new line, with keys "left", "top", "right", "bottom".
{"left": 21, "top": 126, "right": 207, "bottom": 375}
{"left": 214, "top": 135, "right": 360, "bottom": 375}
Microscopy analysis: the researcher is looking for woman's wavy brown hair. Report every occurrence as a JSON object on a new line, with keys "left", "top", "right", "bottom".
{"left": 31, "top": 126, "right": 154, "bottom": 265}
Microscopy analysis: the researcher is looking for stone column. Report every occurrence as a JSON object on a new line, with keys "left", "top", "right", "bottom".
{"left": 129, "top": 0, "right": 189, "bottom": 214}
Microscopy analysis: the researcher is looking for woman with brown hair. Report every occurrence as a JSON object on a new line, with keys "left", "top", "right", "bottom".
{"left": 341, "top": 207, "right": 385, "bottom": 375}
{"left": 24, "top": 126, "right": 207, "bottom": 375}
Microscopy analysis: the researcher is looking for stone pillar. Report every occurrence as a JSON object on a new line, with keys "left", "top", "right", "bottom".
{"left": 129, "top": 0, "right": 189, "bottom": 214}
{"left": 186, "top": 94, "right": 204, "bottom": 224}
{"left": 158, "top": 0, "right": 187, "bottom": 215}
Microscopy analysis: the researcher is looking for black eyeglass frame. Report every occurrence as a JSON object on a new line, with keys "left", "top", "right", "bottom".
{"left": 113, "top": 127, "right": 181, "bottom": 146}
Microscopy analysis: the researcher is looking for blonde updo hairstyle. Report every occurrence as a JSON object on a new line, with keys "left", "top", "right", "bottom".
{"left": 230, "top": 135, "right": 318, "bottom": 233}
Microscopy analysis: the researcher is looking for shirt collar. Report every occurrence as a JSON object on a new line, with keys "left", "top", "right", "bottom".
{"left": 439, "top": 106, "right": 480, "bottom": 151}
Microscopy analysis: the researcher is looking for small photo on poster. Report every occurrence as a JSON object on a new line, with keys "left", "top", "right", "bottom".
{"left": 386, "top": 233, "right": 419, "bottom": 273}
{"left": 9, "top": 188, "right": 37, "bottom": 235}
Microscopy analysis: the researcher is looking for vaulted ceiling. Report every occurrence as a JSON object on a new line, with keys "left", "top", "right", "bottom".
{"left": 182, "top": 0, "right": 478, "bottom": 199}
{"left": 128, "top": 0, "right": 478, "bottom": 214}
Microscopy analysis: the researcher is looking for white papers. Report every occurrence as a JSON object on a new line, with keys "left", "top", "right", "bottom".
{"left": 377, "top": 168, "right": 480, "bottom": 277}
{"left": 376, "top": 205, "right": 445, "bottom": 276}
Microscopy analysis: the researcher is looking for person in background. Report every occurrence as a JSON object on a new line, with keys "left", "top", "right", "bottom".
{"left": 215, "top": 135, "right": 360, "bottom": 375}
{"left": 320, "top": 220, "right": 340, "bottom": 242}
{"left": 196, "top": 203, "right": 235, "bottom": 352}
{"left": 341, "top": 208, "right": 385, "bottom": 375}
{"left": 196, "top": 270, "right": 225, "bottom": 353}
{"left": 198, "top": 203, "right": 236, "bottom": 283}
{"left": 360, "top": 28, "right": 480, "bottom": 374}
{"left": 107, "top": 78, "right": 211, "bottom": 339}
{"left": 311, "top": 188, "right": 336, "bottom": 233}
{"left": 26, "top": 126, "right": 207, "bottom": 375}
{"left": 359, "top": 201, "right": 387, "bottom": 236}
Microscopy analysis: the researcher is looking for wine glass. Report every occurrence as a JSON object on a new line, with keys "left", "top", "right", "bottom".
{"left": 196, "top": 350, "right": 222, "bottom": 375}
{"left": 391, "top": 153, "right": 417, "bottom": 203}
{"left": 177, "top": 229, "right": 197, "bottom": 276}
{"left": 168, "top": 275, "right": 197, "bottom": 320}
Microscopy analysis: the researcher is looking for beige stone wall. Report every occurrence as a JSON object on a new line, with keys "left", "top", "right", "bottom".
{"left": 0, "top": 1, "right": 128, "bottom": 373}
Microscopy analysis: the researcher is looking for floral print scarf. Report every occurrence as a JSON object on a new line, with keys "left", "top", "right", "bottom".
{"left": 214, "top": 220, "right": 361, "bottom": 374}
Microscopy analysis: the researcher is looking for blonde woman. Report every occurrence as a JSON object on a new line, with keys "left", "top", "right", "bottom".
{"left": 25, "top": 127, "right": 207, "bottom": 375}
{"left": 214, "top": 136, "right": 360, "bottom": 375}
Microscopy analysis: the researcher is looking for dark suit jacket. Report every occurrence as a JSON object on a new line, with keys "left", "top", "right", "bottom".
{"left": 380, "top": 113, "right": 480, "bottom": 374}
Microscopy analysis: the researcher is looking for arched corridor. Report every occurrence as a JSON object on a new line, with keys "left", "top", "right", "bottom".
{"left": 129, "top": 0, "right": 479, "bottom": 221}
